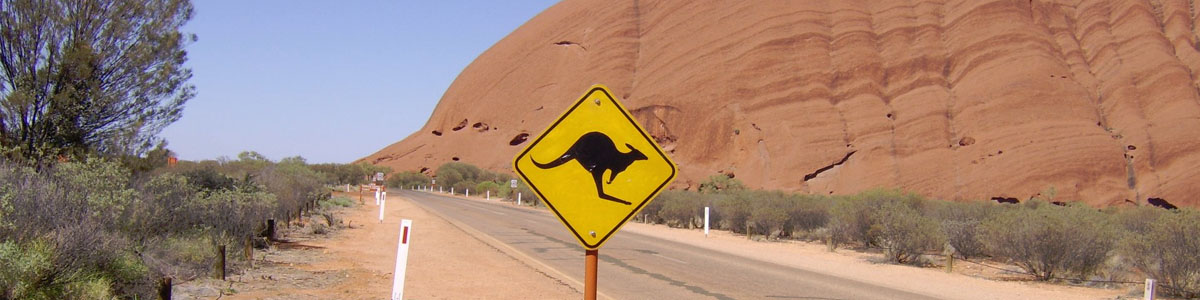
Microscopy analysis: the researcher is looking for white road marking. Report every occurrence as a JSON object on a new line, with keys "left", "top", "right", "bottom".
{"left": 653, "top": 253, "right": 688, "bottom": 265}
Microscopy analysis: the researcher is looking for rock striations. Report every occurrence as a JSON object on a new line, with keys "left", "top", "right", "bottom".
{"left": 361, "top": 0, "right": 1200, "bottom": 208}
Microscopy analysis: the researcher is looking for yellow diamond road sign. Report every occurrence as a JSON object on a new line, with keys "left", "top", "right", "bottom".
{"left": 514, "top": 84, "right": 677, "bottom": 250}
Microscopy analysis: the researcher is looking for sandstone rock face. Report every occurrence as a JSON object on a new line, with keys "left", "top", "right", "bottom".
{"left": 362, "top": 0, "right": 1200, "bottom": 208}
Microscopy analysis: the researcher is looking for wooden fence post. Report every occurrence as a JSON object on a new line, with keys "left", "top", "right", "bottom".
{"left": 213, "top": 245, "right": 226, "bottom": 280}
{"left": 266, "top": 219, "right": 276, "bottom": 241}
{"left": 245, "top": 235, "right": 254, "bottom": 268}
{"left": 157, "top": 277, "right": 171, "bottom": 300}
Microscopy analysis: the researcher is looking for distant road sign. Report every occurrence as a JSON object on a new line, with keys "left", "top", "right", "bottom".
{"left": 513, "top": 84, "right": 676, "bottom": 250}
{"left": 510, "top": 179, "right": 518, "bottom": 188}
{"left": 374, "top": 172, "right": 385, "bottom": 182}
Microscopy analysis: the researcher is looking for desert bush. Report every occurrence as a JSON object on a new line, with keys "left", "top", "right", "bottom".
{"left": 828, "top": 189, "right": 927, "bottom": 249}
{"left": 785, "top": 194, "right": 830, "bottom": 233}
{"left": 387, "top": 171, "right": 431, "bottom": 189}
{"left": 321, "top": 196, "right": 355, "bottom": 208}
{"left": 474, "top": 181, "right": 501, "bottom": 197}
{"left": 435, "top": 162, "right": 484, "bottom": 188}
{"left": 310, "top": 162, "right": 392, "bottom": 185}
{"left": 189, "top": 189, "right": 276, "bottom": 247}
{"left": 876, "top": 200, "right": 944, "bottom": 264}
{"left": 698, "top": 174, "right": 745, "bottom": 194}
{"left": 932, "top": 201, "right": 996, "bottom": 259}
{"left": 748, "top": 191, "right": 791, "bottom": 238}
{"left": 181, "top": 167, "right": 236, "bottom": 191}
{"left": 452, "top": 180, "right": 477, "bottom": 194}
{"left": 1121, "top": 209, "right": 1200, "bottom": 298}
{"left": 979, "top": 202, "right": 1117, "bottom": 281}
{"left": 715, "top": 191, "right": 754, "bottom": 234}
{"left": 509, "top": 183, "right": 541, "bottom": 206}
{"left": 656, "top": 190, "right": 703, "bottom": 228}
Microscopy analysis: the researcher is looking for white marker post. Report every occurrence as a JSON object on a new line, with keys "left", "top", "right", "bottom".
{"left": 704, "top": 206, "right": 710, "bottom": 237}
{"left": 379, "top": 195, "right": 386, "bottom": 223}
{"left": 486, "top": 190, "right": 490, "bottom": 201}
{"left": 345, "top": 184, "right": 350, "bottom": 192}
{"left": 466, "top": 189, "right": 470, "bottom": 197}
{"left": 375, "top": 189, "right": 381, "bottom": 206}
{"left": 451, "top": 187, "right": 455, "bottom": 195}
{"left": 517, "top": 193, "right": 522, "bottom": 206}
{"left": 392, "top": 219, "right": 413, "bottom": 300}
{"left": 1145, "top": 279, "right": 1156, "bottom": 300}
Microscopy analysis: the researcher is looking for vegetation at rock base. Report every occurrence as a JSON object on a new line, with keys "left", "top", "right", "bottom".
{"left": 635, "top": 174, "right": 1200, "bottom": 297}
{"left": 399, "top": 161, "right": 545, "bottom": 206}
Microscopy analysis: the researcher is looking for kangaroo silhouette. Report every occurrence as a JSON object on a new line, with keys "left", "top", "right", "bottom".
{"left": 532, "top": 131, "right": 647, "bottom": 205}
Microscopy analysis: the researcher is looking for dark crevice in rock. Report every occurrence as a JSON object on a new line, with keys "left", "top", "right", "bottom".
{"left": 958, "top": 136, "right": 975, "bottom": 146}
{"left": 452, "top": 119, "right": 468, "bottom": 131}
{"left": 553, "top": 41, "right": 587, "bottom": 50}
{"left": 991, "top": 197, "right": 1020, "bottom": 204}
{"left": 472, "top": 122, "right": 490, "bottom": 132}
{"left": 1148, "top": 197, "right": 1177, "bottom": 210}
{"left": 509, "top": 133, "right": 530, "bottom": 146}
{"left": 803, "top": 151, "right": 856, "bottom": 181}
{"left": 419, "top": 167, "right": 429, "bottom": 174}
{"left": 451, "top": 157, "right": 460, "bottom": 161}
{"left": 431, "top": 130, "right": 442, "bottom": 136}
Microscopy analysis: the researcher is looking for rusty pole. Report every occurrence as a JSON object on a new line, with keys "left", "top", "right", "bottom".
{"left": 585, "top": 249, "right": 598, "bottom": 300}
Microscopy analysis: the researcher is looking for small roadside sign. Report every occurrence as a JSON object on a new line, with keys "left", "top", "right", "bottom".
{"left": 510, "top": 179, "right": 518, "bottom": 188}
{"left": 513, "top": 84, "right": 676, "bottom": 250}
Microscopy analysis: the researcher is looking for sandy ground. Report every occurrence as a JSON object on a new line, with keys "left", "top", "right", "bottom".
{"left": 174, "top": 191, "right": 578, "bottom": 299}
{"left": 177, "top": 190, "right": 1140, "bottom": 299}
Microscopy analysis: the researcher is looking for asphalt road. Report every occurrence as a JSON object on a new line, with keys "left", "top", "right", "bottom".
{"left": 399, "top": 189, "right": 938, "bottom": 300}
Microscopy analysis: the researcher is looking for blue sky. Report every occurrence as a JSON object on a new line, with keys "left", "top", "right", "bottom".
{"left": 160, "top": 1, "right": 561, "bottom": 163}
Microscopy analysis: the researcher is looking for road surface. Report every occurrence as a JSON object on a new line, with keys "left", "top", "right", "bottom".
{"left": 399, "top": 189, "right": 937, "bottom": 300}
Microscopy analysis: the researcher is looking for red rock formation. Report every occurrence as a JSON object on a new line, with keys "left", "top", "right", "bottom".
{"left": 361, "top": 0, "right": 1200, "bottom": 208}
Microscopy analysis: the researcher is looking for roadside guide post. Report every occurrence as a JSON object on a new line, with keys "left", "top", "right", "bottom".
{"left": 704, "top": 206, "right": 710, "bottom": 237}
{"left": 392, "top": 219, "right": 413, "bottom": 300}
{"left": 513, "top": 85, "right": 677, "bottom": 300}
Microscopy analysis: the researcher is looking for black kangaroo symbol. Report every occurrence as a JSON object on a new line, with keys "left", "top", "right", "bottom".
{"left": 532, "top": 131, "right": 647, "bottom": 205}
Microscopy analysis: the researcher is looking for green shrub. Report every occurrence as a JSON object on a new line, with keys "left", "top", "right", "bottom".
{"left": 785, "top": 194, "right": 830, "bottom": 233}
{"left": 451, "top": 180, "right": 477, "bottom": 194}
{"left": 474, "top": 181, "right": 501, "bottom": 197}
{"left": 387, "top": 171, "right": 431, "bottom": 189}
{"left": 509, "top": 183, "right": 541, "bottom": 206}
{"left": 656, "top": 190, "right": 703, "bottom": 228}
{"left": 321, "top": 196, "right": 354, "bottom": 208}
{"left": 1121, "top": 209, "right": 1200, "bottom": 298}
{"left": 698, "top": 174, "right": 745, "bottom": 194}
{"left": 716, "top": 191, "right": 753, "bottom": 234}
{"left": 749, "top": 191, "right": 791, "bottom": 238}
{"left": 980, "top": 202, "right": 1117, "bottom": 280}
{"left": 932, "top": 201, "right": 995, "bottom": 259}
{"left": 876, "top": 200, "right": 944, "bottom": 264}
{"left": 435, "top": 162, "right": 484, "bottom": 188}
{"left": 0, "top": 239, "right": 60, "bottom": 299}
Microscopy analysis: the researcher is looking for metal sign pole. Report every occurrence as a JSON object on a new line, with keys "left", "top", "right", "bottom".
{"left": 585, "top": 249, "right": 598, "bottom": 300}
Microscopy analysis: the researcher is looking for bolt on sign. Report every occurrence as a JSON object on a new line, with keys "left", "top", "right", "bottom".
{"left": 514, "top": 84, "right": 677, "bottom": 250}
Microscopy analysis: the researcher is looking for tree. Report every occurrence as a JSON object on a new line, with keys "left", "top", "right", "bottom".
{"left": 0, "top": 0, "right": 196, "bottom": 161}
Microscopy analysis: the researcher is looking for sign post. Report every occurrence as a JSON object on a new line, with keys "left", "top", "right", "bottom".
{"left": 513, "top": 85, "right": 676, "bottom": 300}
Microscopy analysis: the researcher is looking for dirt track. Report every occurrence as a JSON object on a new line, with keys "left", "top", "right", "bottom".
{"left": 175, "top": 191, "right": 577, "bottom": 299}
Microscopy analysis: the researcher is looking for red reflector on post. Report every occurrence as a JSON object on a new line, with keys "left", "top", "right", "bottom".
{"left": 402, "top": 227, "right": 409, "bottom": 244}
